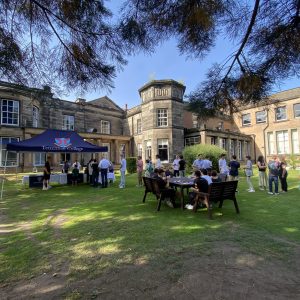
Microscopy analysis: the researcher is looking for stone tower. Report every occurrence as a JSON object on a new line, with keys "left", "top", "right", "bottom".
{"left": 138, "top": 79, "right": 186, "bottom": 162}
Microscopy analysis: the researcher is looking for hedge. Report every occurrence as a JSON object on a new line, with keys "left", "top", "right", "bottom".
{"left": 182, "top": 144, "right": 226, "bottom": 173}
{"left": 126, "top": 157, "right": 137, "bottom": 174}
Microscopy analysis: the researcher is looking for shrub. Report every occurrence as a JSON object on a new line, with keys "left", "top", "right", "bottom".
{"left": 287, "top": 154, "right": 300, "bottom": 170}
{"left": 182, "top": 144, "right": 226, "bottom": 173}
{"left": 126, "top": 157, "right": 137, "bottom": 174}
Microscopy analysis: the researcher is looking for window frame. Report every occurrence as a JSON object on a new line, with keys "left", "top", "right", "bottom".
{"left": 1, "top": 99, "right": 20, "bottom": 126}
{"left": 32, "top": 105, "right": 39, "bottom": 128}
{"left": 157, "top": 108, "right": 168, "bottom": 127}
{"left": 255, "top": 110, "right": 266, "bottom": 124}
{"left": 100, "top": 120, "right": 111, "bottom": 134}
{"left": 0, "top": 136, "right": 19, "bottom": 167}
{"left": 291, "top": 129, "right": 299, "bottom": 154}
{"left": 62, "top": 115, "right": 75, "bottom": 131}
{"left": 33, "top": 152, "right": 45, "bottom": 166}
{"left": 275, "top": 106, "right": 287, "bottom": 122}
{"left": 242, "top": 113, "right": 251, "bottom": 126}
{"left": 136, "top": 119, "right": 142, "bottom": 134}
{"left": 294, "top": 103, "right": 300, "bottom": 118}
{"left": 276, "top": 130, "right": 289, "bottom": 154}
{"left": 157, "top": 138, "right": 169, "bottom": 162}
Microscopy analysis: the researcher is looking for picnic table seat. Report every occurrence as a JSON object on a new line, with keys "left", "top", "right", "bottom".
{"left": 194, "top": 180, "right": 240, "bottom": 219}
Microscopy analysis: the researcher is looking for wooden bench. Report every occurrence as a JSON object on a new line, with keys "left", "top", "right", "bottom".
{"left": 142, "top": 176, "right": 175, "bottom": 211}
{"left": 142, "top": 176, "right": 163, "bottom": 211}
{"left": 193, "top": 180, "right": 240, "bottom": 219}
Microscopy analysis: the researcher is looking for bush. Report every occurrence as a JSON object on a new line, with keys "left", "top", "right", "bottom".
{"left": 182, "top": 144, "right": 226, "bottom": 173}
{"left": 126, "top": 157, "right": 137, "bottom": 174}
{"left": 287, "top": 154, "right": 300, "bottom": 170}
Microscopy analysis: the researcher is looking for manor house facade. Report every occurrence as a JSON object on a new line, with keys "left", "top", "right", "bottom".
{"left": 0, "top": 80, "right": 299, "bottom": 171}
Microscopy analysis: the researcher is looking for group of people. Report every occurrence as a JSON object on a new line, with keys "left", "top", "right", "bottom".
{"left": 86, "top": 155, "right": 127, "bottom": 189}
{"left": 141, "top": 154, "right": 186, "bottom": 182}
{"left": 218, "top": 153, "right": 288, "bottom": 195}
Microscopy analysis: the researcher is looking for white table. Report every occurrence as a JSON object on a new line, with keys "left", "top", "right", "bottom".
{"left": 22, "top": 173, "right": 68, "bottom": 185}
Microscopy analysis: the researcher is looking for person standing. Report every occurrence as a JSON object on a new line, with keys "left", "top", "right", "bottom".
{"left": 202, "top": 156, "right": 212, "bottom": 174}
{"left": 43, "top": 156, "right": 51, "bottom": 190}
{"left": 244, "top": 155, "right": 255, "bottom": 192}
{"left": 218, "top": 154, "right": 229, "bottom": 181}
{"left": 72, "top": 159, "right": 81, "bottom": 171}
{"left": 119, "top": 155, "right": 127, "bottom": 188}
{"left": 144, "top": 159, "right": 153, "bottom": 177}
{"left": 91, "top": 159, "right": 99, "bottom": 187}
{"left": 279, "top": 161, "right": 288, "bottom": 192}
{"left": 62, "top": 160, "right": 69, "bottom": 174}
{"left": 99, "top": 155, "right": 111, "bottom": 188}
{"left": 193, "top": 154, "right": 203, "bottom": 171}
{"left": 257, "top": 155, "right": 267, "bottom": 190}
{"left": 268, "top": 156, "right": 280, "bottom": 195}
{"left": 155, "top": 154, "right": 162, "bottom": 169}
{"left": 178, "top": 155, "right": 186, "bottom": 177}
{"left": 172, "top": 155, "right": 180, "bottom": 177}
{"left": 228, "top": 155, "right": 240, "bottom": 181}
{"left": 88, "top": 159, "right": 93, "bottom": 184}
{"left": 136, "top": 156, "right": 143, "bottom": 187}
{"left": 71, "top": 164, "right": 79, "bottom": 186}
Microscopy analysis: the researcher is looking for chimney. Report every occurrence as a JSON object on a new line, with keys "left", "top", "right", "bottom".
{"left": 125, "top": 104, "right": 128, "bottom": 111}
{"left": 75, "top": 98, "right": 86, "bottom": 105}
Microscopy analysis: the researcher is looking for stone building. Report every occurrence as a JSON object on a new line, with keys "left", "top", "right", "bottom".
{"left": 0, "top": 79, "right": 299, "bottom": 172}
{"left": 232, "top": 88, "right": 300, "bottom": 161}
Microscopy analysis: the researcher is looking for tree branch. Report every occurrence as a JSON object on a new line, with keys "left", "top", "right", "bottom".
{"left": 218, "top": 0, "right": 260, "bottom": 92}
{"left": 31, "top": 0, "right": 111, "bottom": 37}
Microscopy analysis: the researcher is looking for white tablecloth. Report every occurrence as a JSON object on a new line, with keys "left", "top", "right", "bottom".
{"left": 98, "top": 172, "right": 116, "bottom": 183}
{"left": 22, "top": 174, "right": 68, "bottom": 185}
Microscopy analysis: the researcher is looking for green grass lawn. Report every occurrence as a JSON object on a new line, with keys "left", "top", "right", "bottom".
{"left": 1, "top": 170, "right": 300, "bottom": 290}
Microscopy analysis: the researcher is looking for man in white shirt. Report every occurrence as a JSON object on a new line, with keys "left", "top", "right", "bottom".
{"left": 172, "top": 155, "right": 180, "bottom": 177}
{"left": 98, "top": 155, "right": 111, "bottom": 188}
{"left": 72, "top": 160, "right": 81, "bottom": 171}
{"left": 202, "top": 156, "right": 212, "bottom": 170}
{"left": 192, "top": 154, "right": 203, "bottom": 171}
{"left": 119, "top": 155, "right": 127, "bottom": 188}
{"left": 155, "top": 154, "right": 162, "bottom": 169}
{"left": 218, "top": 154, "right": 229, "bottom": 181}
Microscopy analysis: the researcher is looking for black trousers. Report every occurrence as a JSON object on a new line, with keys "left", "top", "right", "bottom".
{"left": 280, "top": 177, "right": 288, "bottom": 192}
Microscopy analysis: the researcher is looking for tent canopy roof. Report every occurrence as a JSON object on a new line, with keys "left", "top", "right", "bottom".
{"left": 7, "top": 129, "right": 108, "bottom": 153}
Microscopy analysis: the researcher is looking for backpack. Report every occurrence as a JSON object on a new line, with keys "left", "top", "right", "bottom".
{"left": 148, "top": 163, "right": 154, "bottom": 173}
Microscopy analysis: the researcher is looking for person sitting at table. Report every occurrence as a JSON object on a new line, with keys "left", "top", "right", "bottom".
{"left": 150, "top": 168, "right": 159, "bottom": 179}
{"left": 164, "top": 167, "right": 173, "bottom": 178}
{"left": 200, "top": 169, "right": 213, "bottom": 185}
{"left": 156, "top": 169, "right": 176, "bottom": 208}
{"left": 211, "top": 170, "right": 222, "bottom": 183}
{"left": 186, "top": 170, "right": 209, "bottom": 209}
{"left": 72, "top": 164, "right": 80, "bottom": 186}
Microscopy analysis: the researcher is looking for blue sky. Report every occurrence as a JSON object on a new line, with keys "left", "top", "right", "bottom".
{"left": 64, "top": 2, "right": 300, "bottom": 109}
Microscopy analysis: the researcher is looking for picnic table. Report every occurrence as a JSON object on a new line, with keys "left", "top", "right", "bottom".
{"left": 168, "top": 177, "right": 194, "bottom": 210}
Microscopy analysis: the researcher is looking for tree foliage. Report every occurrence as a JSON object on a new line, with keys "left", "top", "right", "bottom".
{"left": 119, "top": 0, "right": 300, "bottom": 116}
{"left": 0, "top": 0, "right": 129, "bottom": 92}
{"left": 1, "top": 0, "right": 300, "bottom": 106}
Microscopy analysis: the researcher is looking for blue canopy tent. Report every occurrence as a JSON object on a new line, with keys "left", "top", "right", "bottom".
{"left": 1, "top": 129, "right": 108, "bottom": 198}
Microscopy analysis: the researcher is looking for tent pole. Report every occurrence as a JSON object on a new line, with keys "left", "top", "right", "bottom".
{"left": 1, "top": 150, "right": 8, "bottom": 199}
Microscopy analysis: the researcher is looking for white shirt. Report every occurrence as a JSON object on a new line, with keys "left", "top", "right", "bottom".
{"left": 193, "top": 159, "right": 203, "bottom": 170}
{"left": 120, "top": 158, "right": 127, "bottom": 172}
{"left": 72, "top": 161, "right": 81, "bottom": 170}
{"left": 202, "top": 159, "right": 212, "bottom": 169}
{"left": 218, "top": 158, "right": 228, "bottom": 174}
{"left": 99, "top": 158, "right": 111, "bottom": 169}
{"left": 155, "top": 158, "right": 162, "bottom": 168}
{"left": 202, "top": 175, "right": 212, "bottom": 185}
{"left": 173, "top": 158, "right": 180, "bottom": 171}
